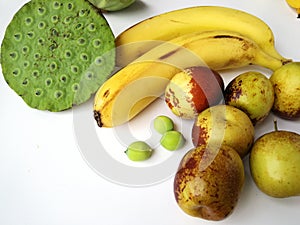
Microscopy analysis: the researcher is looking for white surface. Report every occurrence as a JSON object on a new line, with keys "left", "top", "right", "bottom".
{"left": 0, "top": 0, "right": 300, "bottom": 225}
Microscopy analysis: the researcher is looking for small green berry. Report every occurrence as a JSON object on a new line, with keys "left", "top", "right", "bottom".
{"left": 153, "top": 115, "right": 174, "bottom": 134}
{"left": 125, "top": 141, "right": 153, "bottom": 161}
{"left": 160, "top": 131, "right": 185, "bottom": 151}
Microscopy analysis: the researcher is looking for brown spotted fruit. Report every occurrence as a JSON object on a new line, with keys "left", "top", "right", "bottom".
{"left": 270, "top": 62, "right": 300, "bottom": 119}
{"left": 165, "top": 66, "right": 224, "bottom": 119}
{"left": 224, "top": 71, "right": 274, "bottom": 125}
{"left": 192, "top": 105, "right": 254, "bottom": 158}
{"left": 174, "top": 144, "right": 245, "bottom": 221}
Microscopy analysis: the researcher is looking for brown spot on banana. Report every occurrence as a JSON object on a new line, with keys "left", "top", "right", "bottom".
{"left": 159, "top": 48, "right": 180, "bottom": 60}
{"left": 213, "top": 35, "right": 244, "bottom": 42}
{"left": 103, "top": 89, "right": 110, "bottom": 98}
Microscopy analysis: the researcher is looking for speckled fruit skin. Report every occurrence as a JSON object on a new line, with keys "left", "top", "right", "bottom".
{"left": 165, "top": 66, "right": 224, "bottom": 119}
{"left": 250, "top": 130, "right": 300, "bottom": 198}
{"left": 192, "top": 105, "right": 254, "bottom": 158}
{"left": 224, "top": 71, "right": 274, "bottom": 125}
{"left": 174, "top": 144, "right": 244, "bottom": 221}
{"left": 270, "top": 62, "right": 300, "bottom": 119}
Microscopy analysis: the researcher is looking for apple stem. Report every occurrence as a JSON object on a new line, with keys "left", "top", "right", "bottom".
{"left": 274, "top": 119, "right": 278, "bottom": 131}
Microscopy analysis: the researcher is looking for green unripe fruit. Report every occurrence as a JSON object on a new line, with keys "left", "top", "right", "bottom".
{"left": 160, "top": 131, "right": 186, "bottom": 151}
{"left": 153, "top": 115, "right": 174, "bottom": 134}
{"left": 125, "top": 141, "right": 153, "bottom": 161}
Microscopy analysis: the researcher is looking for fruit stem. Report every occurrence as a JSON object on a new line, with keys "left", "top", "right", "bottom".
{"left": 274, "top": 119, "right": 278, "bottom": 131}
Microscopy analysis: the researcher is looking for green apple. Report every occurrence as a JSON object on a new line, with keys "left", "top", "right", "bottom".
{"left": 225, "top": 71, "right": 274, "bottom": 125}
{"left": 192, "top": 105, "right": 254, "bottom": 158}
{"left": 250, "top": 127, "right": 300, "bottom": 198}
{"left": 270, "top": 62, "right": 300, "bottom": 119}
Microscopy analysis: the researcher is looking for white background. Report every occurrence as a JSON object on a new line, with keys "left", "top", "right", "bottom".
{"left": 0, "top": 0, "right": 300, "bottom": 224}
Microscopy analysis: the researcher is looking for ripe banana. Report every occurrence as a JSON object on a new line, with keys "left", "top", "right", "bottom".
{"left": 286, "top": 0, "right": 300, "bottom": 17}
{"left": 94, "top": 30, "right": 286, "bottom": 127}
{"left": 115, "top": 6, "right": 290, "bottom": 67}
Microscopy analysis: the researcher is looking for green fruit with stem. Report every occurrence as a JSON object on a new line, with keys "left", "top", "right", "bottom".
{"left": 125, "top": 141, "right": 153, "bottom": 161}
{"left": 250, "top": 121, "right": 300, "bottom": 198}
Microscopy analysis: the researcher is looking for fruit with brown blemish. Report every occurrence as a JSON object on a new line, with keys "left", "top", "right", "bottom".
{"left": 224, "top": 71, "right": 274, "bottom": 125}
{"left": 165, "top": 66, "right": 224, "bottom": 119}
{"left": 192, "top": 105, "right": 254, "bottom": 158}
{"left": 270, "top": 62, "right": 300, "bottom": 119}
{"left": 174, "top": 144, "right": 244, "bottom": 221}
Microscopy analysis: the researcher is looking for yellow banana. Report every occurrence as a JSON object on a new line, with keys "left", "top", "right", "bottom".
{"left": 94, "top": 30, "right": 286, "bottom": 127}
{"left": 115, "top": 6, "right": 290, "bottom": 67}
{"left": 286, "top": 0, "right": 300, "bottom": 17}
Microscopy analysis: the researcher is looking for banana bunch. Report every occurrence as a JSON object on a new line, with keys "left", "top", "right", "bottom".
{"left": 286, "top": 0, "right": 300, "bottom": 18}
{"left": 94, "top": 6, "right": 290, "bottom": 128}
{"left": 116, "top": 6, "right": 290, "bottom": 67}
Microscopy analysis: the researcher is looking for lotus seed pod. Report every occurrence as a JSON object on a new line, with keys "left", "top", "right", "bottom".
{"left": 1, "top": 0, "right": 115, "bottom": 111}
{"left": 153, "top": 115, "right": 174, "bottom": 134}
{"left": 225, "top": 71, "right": 274, "bottom": 125}
{"left": 160, "top": 131, "right": 186, "bottom": 151}
{"left": 88, "top": 0, "right": 136, "bottom": 11}
{"left": 165, "top": 66, "right": 224, "bottom": 119}
{"left": 125, "top": 141, "right": 153, "bottom": 161}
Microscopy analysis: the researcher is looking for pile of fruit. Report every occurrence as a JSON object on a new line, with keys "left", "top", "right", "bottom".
{"left": 1, "top": 0, "right": 299, "bottom": 222}
{"left": 92, "top": 4, "right": 300, "bottom": 222}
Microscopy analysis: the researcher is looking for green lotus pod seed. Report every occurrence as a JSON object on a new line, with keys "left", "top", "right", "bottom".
{"left": 125, "top": 141, "right": 153, "bottom": 161}
{"left": 88, "top": 0, "right": 136, "bottom": 11}
{"left": 160, "top": 131, "right": 186, "bottom": 151}
{"left": 1, "top": 0, "right": 115, "bottom": 112}
{"left": 153, "top": 115, "right": 174, "bottom": 134}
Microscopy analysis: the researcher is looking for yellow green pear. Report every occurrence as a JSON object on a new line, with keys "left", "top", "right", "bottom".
{"left": 225, "top": 71, "right": 274, "bottom": 125}
{"left": 250, "top": 124, "right": 300, "bottom": 198}
{"left": 270, "top": 62, "right": 300, "bottom": 119}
